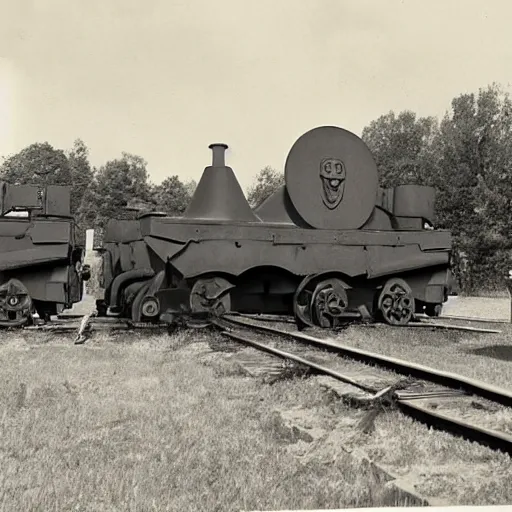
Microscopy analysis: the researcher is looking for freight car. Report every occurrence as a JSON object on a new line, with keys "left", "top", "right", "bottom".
{"left": 0, "top": 182, "right": 90, "bottom": 327}
{"left": 94, "top": 126, "right": 452, "bottom": 329}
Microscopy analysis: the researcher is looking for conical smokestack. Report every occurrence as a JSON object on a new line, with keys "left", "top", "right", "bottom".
{"left": 183, "top": 142, "right": 261, "bottom": 223}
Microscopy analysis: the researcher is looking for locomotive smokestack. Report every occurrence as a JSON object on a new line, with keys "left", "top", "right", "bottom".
{"left": 209, "top": 143, "right": 228, "bottom": 167}
{"left": 182, "top": 141, "right": 261, "bottom": 223}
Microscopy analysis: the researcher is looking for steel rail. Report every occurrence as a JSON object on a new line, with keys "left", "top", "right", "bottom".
{"left": 214, "top": 318, "right": 512, "bottom": 456}
{"left": 407, "top": 321, "right": 501, "bottom": 333}
{"left": 219, "top": 326, "right": 464, "bottom": 402}
{"left": 234, "top": 312, "right": 502, "bottom": 334}
{"left": 437, "top": 315, "right": 508, "bottom": 324}
{"left": 397, "top": 400, "right": 512, "bottom": 455}
{"left": 220, "top": 329, "right": 377, "bottom": 393}
{"left": 221, "top": 315, "right": 512, "bottom": 408}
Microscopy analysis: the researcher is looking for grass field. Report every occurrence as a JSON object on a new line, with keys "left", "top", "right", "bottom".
{"left": 1, "top": 323, "right": 512, "bottom": 511}
{"left": 0, "top": 329, "right": 412, "bottom": 512}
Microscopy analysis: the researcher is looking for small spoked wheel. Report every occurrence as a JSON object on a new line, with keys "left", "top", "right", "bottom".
{"left": 377, "top": 278, "right": 415, "bottom": 326}
{"left": 0, "top": 279, "right": 33, "bottom": 328}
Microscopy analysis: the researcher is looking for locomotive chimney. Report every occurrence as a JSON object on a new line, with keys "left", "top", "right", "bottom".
{"left": 209, "top": 143, "right": 228, "bottom": 167}
{"left": 182, "top": 142, "right": 261, "bottom": 223}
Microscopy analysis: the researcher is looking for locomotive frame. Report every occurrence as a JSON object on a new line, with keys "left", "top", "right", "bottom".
{"left": 93, "top": 125, "right": 453, "bottom": 329}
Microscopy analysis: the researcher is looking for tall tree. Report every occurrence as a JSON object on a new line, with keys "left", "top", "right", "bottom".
{"left": 153, "top": 175, "right": 194, "bottom": 216}
{"left": 67, "top": 139, "right": 95, "bottom": 245}
{"left": 0, "top": 142, "right": 72, "bottom": 188}
{"left": 67, "top": 139, "right": 94, "bottom": 212}
{"left": 434, "top": 84, "right": 512, "bottom": 291}
{"left": 184, "top": 179, "right": 197, "bottom": 198}
{"left": 91, "top": 153, "right": 153, "bottom": 231}
{"left": 361, "top": 110, "right": 439, "bottom": 188}
{"left": 361, "top": 85, "right": 512, "bottom": 293}
{"left": 246, "top": 166, "right": 284, "bottom": 209}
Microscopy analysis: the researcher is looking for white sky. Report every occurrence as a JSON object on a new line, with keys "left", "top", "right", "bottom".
{"left": 1, "top": 0, "right": 511, "bottom": 191}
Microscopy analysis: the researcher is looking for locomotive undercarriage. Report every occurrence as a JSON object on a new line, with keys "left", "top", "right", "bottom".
{"left": 98, "top": 265, "right": 449, "bottom": 329}
{"left": 0, "top": 262, "right": 91, "bottom": 328}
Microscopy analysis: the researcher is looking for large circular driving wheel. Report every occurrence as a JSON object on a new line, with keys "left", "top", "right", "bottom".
{"left": 190, "top": 277, "right": 234, "bottom": 317}
{"left": 293, "top": 275, "right": 318, "bottom": 328}
{"left": 311, "top": 278, "right": 349, "bottom": 328}
{"left": 293, "top": 275, "right": 350, "bottom": 329}
{"left": 377, "top": 278, "right": 415, "bottom": 326}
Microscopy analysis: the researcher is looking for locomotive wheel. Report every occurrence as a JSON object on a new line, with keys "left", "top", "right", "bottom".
{"left": 141, "top": 295, "right": 160, "bottom": 318}
{"left": 311, "top": 279, "right": 349, "bottom": 329}
{"left": 0, "top": 279, "right": 33, "bottom": 328}
{"left": 293, "top": 274, "right": 349, "bottom": 329}
{"left": 131, "top": 281, "right": 152, "bottom": 322}
{"left": 130, "top": 271, "right": 167, "bottom": 323}
{"left": 377, "top": 278, "right": 415, "bottom": 326}
{"left": 293, "top": 275, "right": 319, "bottom": 328}
{"left": 190, "top": 277, "right": 234, "bottom": 317}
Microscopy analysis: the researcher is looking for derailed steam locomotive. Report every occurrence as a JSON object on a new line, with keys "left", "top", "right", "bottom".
{"left": 95, "top": 125, "right": 453, "bottom": 329}
{"left": 0, "top": 183, "right": 89, "bottom": 327}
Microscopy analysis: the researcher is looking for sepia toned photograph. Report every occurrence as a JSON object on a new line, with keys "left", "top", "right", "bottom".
{"left": 1, "top": 1, "right": 512, "bottom": 511}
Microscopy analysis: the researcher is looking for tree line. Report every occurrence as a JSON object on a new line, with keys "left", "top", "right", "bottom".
{"left": 361, "top": 83, "right": 512, "bottom": 295}
{"left": 0, "top": 141, "right": 197, "bottom": 248}
{"left": 1, "top": 83, "right": 510, "bottom": 294}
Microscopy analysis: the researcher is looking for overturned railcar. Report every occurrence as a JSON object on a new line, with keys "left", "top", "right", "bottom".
{"left": 0, "top": 183, "right": 89, "bottom": 326}
{"left": 96, "top": 126, "right": 452, "bottom": 328}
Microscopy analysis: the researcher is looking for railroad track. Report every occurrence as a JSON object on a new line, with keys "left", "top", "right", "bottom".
{"left": 21, "top": 309, "right": 512, "bottom": 453}
{"left": 231, "top": 312, "right": 503, "bottom": 333}
{"left": 23, "top": 308, "right": 503, "bottom": 335}
{"left": 212, "top": 314, "right": 512, "bottom": 456}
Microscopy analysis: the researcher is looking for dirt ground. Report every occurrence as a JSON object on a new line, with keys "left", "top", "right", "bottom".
{"left": 442, "top": 296, "right": 510, "bottom": 321}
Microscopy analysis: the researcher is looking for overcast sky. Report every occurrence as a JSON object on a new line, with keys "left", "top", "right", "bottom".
{"left": 1, "top": 0, "right": 511, "bottom": 191}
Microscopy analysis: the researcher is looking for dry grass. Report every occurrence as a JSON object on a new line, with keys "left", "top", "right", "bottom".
{"left": 2, "top": 323, "right": 512, "bottom": 510}
{"left": 352, "top": 410, "right": 512, "bottom": 505}
{"left": 0, "top": 329, "right": 410, "bottom": 512}
{"left": 237, "top": 309, "right": 512, "bottom": 389}
{"left": 443, "top": 295, "right": 510, "bottom": 321}
{"left": 285, "top": 394, "right": 512, "bottom": 507}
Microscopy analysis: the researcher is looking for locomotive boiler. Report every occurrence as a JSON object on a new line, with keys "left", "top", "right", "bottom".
{"left": 0, "top": 183, "right": 90, "bottom": 327}
{"left": 95, "top": 126, "right": 453, "bottom": 329}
